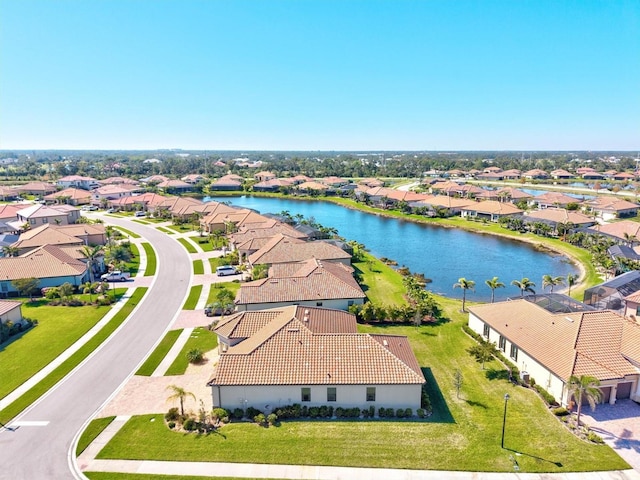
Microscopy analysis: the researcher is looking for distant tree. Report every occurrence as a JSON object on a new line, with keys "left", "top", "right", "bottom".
{"left": 453, "top": 277, "right": 475, "bottom": 312}
{"left": 485, "top": 277, "right": 505, "bottom": 303}
{"left": 11, "top": 277, "right": 39, "bottom": 301}
{"left": 542, "top": 274, "right": 564, "bottom": 293}
{"left": 467, "top": 339, "right": 498, "bottom": 370}
{"left": 566, "top": 273, "right": 578, "bottom": 297}
{"left": 511, "top": 277, "right": 536, "bottom": 297}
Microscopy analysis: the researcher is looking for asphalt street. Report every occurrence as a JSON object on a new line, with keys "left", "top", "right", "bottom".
{"left": 0, "top": 217, "right": 191, "bottom": 479}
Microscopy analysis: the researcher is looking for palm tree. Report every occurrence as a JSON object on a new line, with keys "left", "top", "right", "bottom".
{"left": 542, "top": 274, "right": 565, "bottom": 293}
{"left": 566, "top": 273, "right": 578, "bottom": 297}
{"left": 80, "top": 245, "right": 104, "bottom": 282}
{"left": 623, "top": 232, "right": 638, "bottom": 247}
{"left": 2, "top": 246, "right": 19, "bottom": 257}
{"left": 165, "top": 384, "right": 196, "bottom": 417}
{"left": 567, "top": 375, "right": 602, "bottom": 427}
{"left": 485, "top": 277, "right": 505, "bottom": 303}
{"left": 453, "top": 277, "right": 475, "bottom": 312}
{"left": 511, "top": 277, "right": 536, "bottom": 297}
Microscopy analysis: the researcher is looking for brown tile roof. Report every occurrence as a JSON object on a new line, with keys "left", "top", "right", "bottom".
{"left": 248, "top": 234, "right": 351, "bottom": 265}
{"left": 99, "top": 176, "right": 140, "bottom": 185}
{"left": 525, "top": 208, "right": 595, "bottom": 225}
{"left": 0, "top": 204, "right": 22, "bottom": 221}
{"left": 236, "top": 258, "right": 365, "bottom": 306}
{"left": 296, "top": 181, "right": 328, "bottom": 191}
{"left": 461, "top": 200, "right": 523, "bottom": 215}
{"left": 44, "top": 188, "right": 92, "bottom": 201}
{"left": 586, "top": 196, "right": 639, "bottom": 212}
{"left": 17, "top": 204, "right": 74, "bottom": 219}
{"left": 230, "top": 222, "right": 307, "bottom": 245}
{"left": 0, "top": 300, "right": 22, "bottom": 316}
{"left": 534, "top": 192, "right": 579, "bottom": 206}
{"left": 209, "top": 310, "right": 424, "bottom": 386}
{"left": 0, "top": 244, "right": 87, "bottom": 281}
{"left": 590, "top": 220, "right": 640, "bottom": 241}
{"left": 16, "top": 182, "right": 57, "bottom": 194}
{"left": 469, "top": 300, "right": 640, "bottom": 381}
{"left": 12, "top": 224, "right": 84, "bottom": 250}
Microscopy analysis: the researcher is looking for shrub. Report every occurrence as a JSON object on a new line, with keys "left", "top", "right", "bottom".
{"left": 96, "top": 295, "right": 113, "bottom": 306}
{"left": 267, "top": 413, "right": 278, "bottom": 426}
{"left": 396, "top": 408, "right": 405, "bottom": 418}
{"left": 246, "top": 407, "right": 262, "bottom": 419}
{"left": 165, "top": 407, "right": 180, "bottom": 422}
{"left": 385, "top": 408, "right": 395, "bottom": 418}
{"left": 309, "top": 407, "right": 320, "bottom": 418}
{"left": 168, "top": 421, "right": 176, "bottom": 429}
{"left": 552, "top": 407, "right": 570, "bottom": 417}
{"left": 417, "top": 408, "right": 425, "bottom": 418}
{"left": 378, "top": 407, "right": 386, "bottom": 418}
{"left": 405, "top": 408, "right": 413, "bottom": 418}
{"left": 183, "top": 418, "right": 197, "bottom": 431}
{"left": 187, "top": 348, "right": 203, "bottom": 364}
{"left": 588, "top": 431, "right": 605, "bottom": 444}
{"left": 254, "top": 413, "right": 266, "bottom": 426}
{"left": 534, "top": 385, "right": 559, "bottom": 407}
{"left": 232, "top": 408, "right": 244, "bottom": 420}
{"left": 421, "top": 388, "right": 432, "bottom": 412}
{"left": 211, "top": 408, "right": 229, "bottom": 422}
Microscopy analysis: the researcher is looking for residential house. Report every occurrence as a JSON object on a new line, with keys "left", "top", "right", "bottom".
{"left": 460, "top": 200, "right": 522, "bottom": 222}
{"left": 290, "top": 175, "right": 313, "bottom": 185}
{"left": 0, "top": 186, "right": 19, "bottom": 201}
{"left": 109, "top": 192, "right": 166, "bottom": 212}
{"left": 156, "top": 179, "right": 193, "bottom": 194}
{"left": 141, "top": 175, "right": 169, "bottom": 185}
{"left": 295, "top": 181, "right": 329, "bottom": 194}
{"left": 254, "top": 171, "right": 276, "bottom": 182}
{"left": 181, "top": 174, "right": 206, "bottom": 184}
{"left": 208, "top": 305, "right": 425, "bottom": 411}
{"left": 16, "top": 182, "right": 57, "bottom": 197}
{"left": 0, "top": 300, "right": 23, "bottom": 325}
{"left": 550, "top": 169, "right": 575, "bottom": 180}
{"left": 57, "top": 175, "right": 99, "bottom": 190}
{"left": 9, "top": 204, "right": 80, "bottom": 231}
{"left": 235, "top": 258, "right": 366, "bottom": 311}
{"left": 613, "top": 172, "right": 636, "bottom": 182}
{"left": 91, "top": 185, "right": 135, "bottom": 205}
{"left": 252, "top": 178, "right": 293, "bottom": 192}
{"left": 44, "top": 188, "right": 92, "bottom": 206}
{"left": 468, "top": 298, "right": 640, "bottom": 406}
{"left": 531, "top": 192, "right": 579, "bottom": 209}
{"left": 585, "top": 197, "right": 639, "bottom": 221}
{"left": 522, "top": 208, "right": 596, "bottom": 231}
{"left": 248, "top": 234, "right": 352, "bottom": 267}
{"left": 11, "top": 223, "right": 106, "bottom": 255}
{"left": 99, "top": 176, "right": 141, "bottom": 186}
{"left": 522, "top": 169, "right": 550, "bottom": 180}
{"left": 587, "top": 220, "right": 640, "bottom": 244}
{"left": 408, "top": 195, "right": 475, "bottom": 217}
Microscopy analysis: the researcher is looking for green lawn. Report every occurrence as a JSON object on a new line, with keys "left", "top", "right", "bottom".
{"left": 135, "top": 330, "right": 183, "bottom": 376}
{"left": 177, "top": 238, "right": 198, "bottom": 254}
{"left": 1, "top": 302, "right": 114, "bottom": 400}
{"left": 76, "top": 416, "right": 115, "bottom": 455}
{"left": 193, "top": 259, "right": 204, "bottom": 275}
{"left": 208, "top": 255, "right": 236, "bottom": 271}
{"left": 85, "top": 474, "right": 282, "bottom": 480}
{"left": 122, "top": 242, "right": 140, "bottom": 276}
{"left": 164, "top": 327, "right": 218, "bottom": 375}
{"left": 113, "top": 226, "right": 141, "bottom": 239}
{"left": 353, "top": 252, "right": 406, "bottom": 306}
{"left": 182, "top": 285, "right": 203, "bottom": 310}
{"left": 156, "top": 226, "right": 174, "bottom": 234}
{"left": 132, "top": 219, "right": 151, "bottom": 225}
{"left": 142, "top": 242, "right": 157, "bottom": 276}
{"left": 190, "top": 235, "right": 213, "bottom": 252}
{"left": 167, "top": 224, "right": 194, "bottom": 233}
{"left": 0, "top": 288, "right": 148, "bottom": 424}
{"left": 206, "top": 282, "right": 240, "bottom": 305}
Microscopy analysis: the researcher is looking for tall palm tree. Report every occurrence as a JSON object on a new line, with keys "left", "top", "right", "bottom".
{"left": 166, "top": 384, "right": 196, "bottom": 417}
{"left": 80, "top": 245, "right": 104, "bottom": 282}
{"left": 566, "top": 273, "right": 578, "bottom": 297}
{"left": 485, "top": 277, "right": 505, "bottom": 303}
{"left": 453, "top": 277, "right": 475, "bottom": 312}
{"left": 2, "top": 245, "right": 19, "bottom": 257}
{"left": 542, "top": 274, "right": 565, "bottom": 293}
{"left": 567, "top": 375, "right": 602, "bottom": 427}
{"left": 511, "top": 277, "right": 536, "bottom": 297}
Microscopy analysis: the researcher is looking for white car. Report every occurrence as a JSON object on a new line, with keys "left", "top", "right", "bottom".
{"left": 216, "top": 266, "right": 237, "bottom": 276}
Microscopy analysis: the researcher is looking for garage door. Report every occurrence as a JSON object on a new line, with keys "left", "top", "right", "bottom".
{"left": 599, "top": 386, "right": 612, "bottom": 404}
{"left": 617, "top": 382, "right": 633, "bottom": 400}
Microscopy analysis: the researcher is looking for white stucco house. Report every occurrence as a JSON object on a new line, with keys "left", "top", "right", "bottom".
{"left": 208, "top": 305, "right": 425, "bottom": 412}
{"left": 468, "top": 297, "right": 640, "bottom": 407}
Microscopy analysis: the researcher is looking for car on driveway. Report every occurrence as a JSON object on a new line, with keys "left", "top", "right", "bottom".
{"left": 204, "top": 304, "right": 234, "bottom": 317}
{"left": 216, "top": 265, "right": 237, "bottom": 276}
{"left": 101, "top": 271, "right": 131, "bottom": 282}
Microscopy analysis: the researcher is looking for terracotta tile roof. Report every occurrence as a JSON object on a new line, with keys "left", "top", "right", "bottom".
{"left": 624, "top": 290, "right": 640, "bottom": 303}
{"left": 461, "top": 200, "right": 523, "bottom": 215}
{"left": 551, "top": 169, "right": 574, "bottom": 177}
{"left": 236, "top": 258, "right": 365, "bottom": 306}
{"left": 57, "top": 223, "right": 105, "bottom": 237}
{"left": 0, "top": 204, "right": 22, "bottom": 221}
{"left": 157, "top": 179, "right": 192, "bottom": 189}
{"left": 411, "top": 194, "right": 476, "bottom": 209}
{"left": 469, "top": 300, "right": 640, "bottom": 381}
{"left": 248, "top": 234, "right": 351, "bottom": 265}
{"left": 93, "top": 185, "right": 133, "bottom": 196}
{"left": 0, "top": 244, "right": 87, "bottom": 281}
{"left": 590, "top": 220, "right": 640, "bottom": 241}
{"left": 534, "top": 192, "right": 578, "bottom": 206}
{"left": 44, "top": 188, "right": 92, "bottom": 201}
{"left": 58, "top": 175, "right": 96, "bottom": 182}
{"left": 16, "top": 204, "right": 74, "bottom": 219}
{"left": 0, "top": 300, "right": 22, "bottom": 316}
{"left": 16, "top": 182, "right": 57, "bottom": 194}
{"left": 525, "top": 208, "right": 595, "bottom": 225}
{"left": 495, "top": 187, "right": 532, "bottom": 200}
{"left": 99, "top": 176, "right": 140, "bottom": 185}
{"left": 296, "top": 181, "right": 328, "bottom": 191}
{"left": 210, "top": 311, "right": 424, "bottom": 386}
{"left": 586, "top": 196, "right": 639, "bottom": 212}
{"left": 12, "top": 224, "right": 84, "bottom": 250}
{"left": 230, "top": 222, "right": 307, "bottom": 245}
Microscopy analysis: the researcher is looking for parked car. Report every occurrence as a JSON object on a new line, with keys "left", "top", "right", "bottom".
{"left": 81, "top": 205, "right": 98, "bottom": 211}
{"left": 216, "top": 265, "right": 237, "bottom": 276}
{"left": 100, "top": 271, "right": 131, "bottom": 282}
{"left": 204, "top": 304, "right": 234, "bottom": 317}
{"left": 105, "top": 208, "right": 115, "bottom": 213}
{"left": 134, "top": 211, "right": 146, "bottom": 217}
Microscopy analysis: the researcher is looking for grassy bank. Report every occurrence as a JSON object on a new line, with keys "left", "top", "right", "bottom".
{"left": 135, "top": 329, "right": 183, "bottom": 376}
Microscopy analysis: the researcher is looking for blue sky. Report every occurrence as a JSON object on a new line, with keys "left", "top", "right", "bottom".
{"left": 1, "top": 0, "right": 638, "bottom": 151}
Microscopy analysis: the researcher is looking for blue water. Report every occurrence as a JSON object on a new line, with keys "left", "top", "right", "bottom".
{"left": 520, "top": 188, "right": 594, "bottom": 200}
{"left": 205, "top": 196, "right": 577, "bottom": 302}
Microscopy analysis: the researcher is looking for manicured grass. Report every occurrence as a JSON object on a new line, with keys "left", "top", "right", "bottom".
{"left": 353, "top": 252, "right": 406, "bottom": 306}
{"left": 97, "top": 296, "right": 627, "bottom": 473}
{"left": 0, "top": 288, "right": 148, "bottom": 424}
{"left": 122, "top": 242, "right": 140, "bottom": 276}
{"left": 208, "top": 255, "right": 236, "bottom": 271}
{"left": 113, "top": 226, "right": 141, "bottom": 239}
{"left": 190, "top": 235, "right": 213, "bottom": 252}
{"left": 182, "top": 285, "right": 203, "bottom": 310}
{"left": 177, "top": 238, "right": 198, "bottom": 254}
{"left": 76, "top": 416, "right": 116, "bottom": 455}
{"left": 206, "top": 282, "right": 240, "bottom": 305}
{"left": 132, "top": 219, "right": 150, "bottom": 225}
{"left": 156, "top": 226, "right": 174, "bottom": 234}
{"left": 142, "top": 242, "right": 157, "bottom": 276}
{"left": 167, "top": 224, "right": 194, "bottom": 233}
{"left": 193, "top": 259, "right": 204, "bottom": 275}
{"left": 135, "top": 330, "right": 183, "bottom": 376}
{"left": 1, "top": 302, "right": 114, "bottom": 400}
{"left": 84, "top": 473, "right": 282, "bottom": 480}
{"left": 164, "top": 327, "right": 218, "bottom": 376}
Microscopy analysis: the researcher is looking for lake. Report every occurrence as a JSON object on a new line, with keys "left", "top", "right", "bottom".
{"left": 204, "top": 196, "right": 578, "bottom": 302}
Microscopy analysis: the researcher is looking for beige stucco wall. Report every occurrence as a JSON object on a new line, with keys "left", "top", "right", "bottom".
{"left": 236, "top": 297, "right": 364, "bottom": 312}
{"left": 212, "top": 384, "right": 422, "bottom": 412}
{"left": 0, "top": 303, "right": 23, "bottom": 324}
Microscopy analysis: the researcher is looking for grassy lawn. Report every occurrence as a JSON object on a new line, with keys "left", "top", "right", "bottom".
{"left": 206, "top": 282, "right": 240, "bottom": 305}
{"left": 113, "top": 226, "right": 141, "bottom": 239}
{"left": 208, "top": 255, "right": 236, "bottom": 271}
{"left": 132, "top": 219, "right": 151, "bottom": 225}
{"left": 353, "top": 252, "right": 406, "bottom": 306}
{"left": 0, "top": 288, "right": 148, "bottom": 424}
{"left": 84, "top": 474, "right": 281, "bottom": 480}
{"left": 182, "top": 285, "right": 203, "bottom": 310}
{"left": 1, "top": 301, "right": 114, "bottom": 400}
{"left": 164, "top": 327, "right": 218, "bottom": 375}
{"left": 142, "top": 242, "right": 157, "bottom": 276}
{"left": 190, "top": 235, "right": 213, "bottom": 252}
{"left": 135, "top": 330, "right": 183, "bottom": 376}
{"left": 167, "top": 224, "right": 194, "bottom": 233}
{"left": 177, "top": 238, "right": 198, "bottom": 254}
{"left": 76, "top": 416, "right": 115, "bottom": 455}
{"left": 156, "top": 226, "right": 174, "bottom": 234}
{"left": 122, "top": 242, "right": 140, "bottom": 276}
{"left": 193, "top": 259, "right": 204, "bottom": 275}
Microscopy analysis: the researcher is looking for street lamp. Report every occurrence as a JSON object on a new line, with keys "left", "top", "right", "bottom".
{"left": 501, "top": 393, "right": 510, "bottom": 449}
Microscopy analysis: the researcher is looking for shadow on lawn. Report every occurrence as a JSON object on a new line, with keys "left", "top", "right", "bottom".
{"left": 504, "top": 448, "right": 563, "bottom": 468}
{"left": 485, "top": 368, "right": 510, "bottom": 381}
{"left": 422, "top": 367, "right": 455, "bottom": 423}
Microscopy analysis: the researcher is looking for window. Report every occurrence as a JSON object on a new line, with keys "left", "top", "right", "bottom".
{"left": 316, "top": 302, "right": 323, "bottom": 306}
{"left": 366, "top": 387, "right": 376, "bottom": 402}
{"left": 483, "top": 323, "right": 490, "bottom": 338}
{"left": 301, "top": 387, "right": 311, "bottom": 402}
{"left": 348, "top": 300, "right": 354, "bottom": 306}
{"left": 510, "top": 344, "right": 518, "bottom": 361}
{"left": 498, "top": 336, "right": 506, "bottom": 352}
{"left": 327, "top": 387, "right": 336, "bottom": 402}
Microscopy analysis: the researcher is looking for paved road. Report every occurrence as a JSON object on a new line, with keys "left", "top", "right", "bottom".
{"left": 0, "top": 218, "right": 192, "bottom": 479}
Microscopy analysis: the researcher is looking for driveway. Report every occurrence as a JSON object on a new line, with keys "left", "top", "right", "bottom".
{"left": 582, "top": 400, "right": 640, "bottom": 470}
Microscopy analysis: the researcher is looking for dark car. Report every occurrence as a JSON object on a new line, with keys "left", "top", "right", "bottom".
{"left": 204, "top": 304, "right": 234, "bottom": 317}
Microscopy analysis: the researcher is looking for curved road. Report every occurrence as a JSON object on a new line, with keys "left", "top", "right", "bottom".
{"left": 0, "top": 218, "right": 191, "bottom": 479}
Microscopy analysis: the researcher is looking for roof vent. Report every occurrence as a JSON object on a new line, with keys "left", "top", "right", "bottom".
{"left": 383, "top": 340, "right": 388, "bottom": 347}
{"left": 303, "top": 316, "right": 309, "bottom": 322}
{"left": 565, "top": 316, "right": 574, "bottom": 323}
{"left": 287, "top": 328, "right": 299, "bottom": 332}
{"left": 304, "top": 309, "right": 309, "bottom": 315}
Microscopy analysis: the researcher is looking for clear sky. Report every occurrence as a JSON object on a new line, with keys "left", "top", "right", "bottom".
{"left": 1, "top": 0, "right": 638, "bottom": 151}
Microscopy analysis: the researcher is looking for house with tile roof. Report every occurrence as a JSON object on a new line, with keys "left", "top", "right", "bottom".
{"left": 9, "top": 204, "right": 80, "bottom": 231}
{"left": 460, "top": 200, "right": 523, "bottom": 222}
{"left": 15, "top": 182, "right": 57, "bottom": 196}
{"left": 0, "top": 300, "right": 23, "bottom": 326}
{"left": 44, "top": 188, "right": 92, "bottom": 206}
{"left": 11, "top": 223, "right": 105, "bottom": 255}
{"left": 248, "top": 234, "right": 352, "bottom": 267}
{"left": 0, "top": 244, "right": 89, "bottom": 296}
{"left": 0, "top": 186, "right": 19, "bottom": 201}
{"left": 588, "top": 220, "right": 640, "bottom": 244}
{"left": 91, "top": 185, "right": 135, "bottom": 205}
{"left": 584, "top": 196, "right": 639, "bottom": 221}
{"left": 57, "top": 175, "right": 99, "bottom": 190}
{"left": 156, "top": 179, "right": 193, "bottom": 193}
{"left": 468, "top": 299, "right": 640, "bottom": 406}
{"left": 550, "top": 169, "right": 575, "bottom": 179}
{"left": 531, "top": 192, "right": 579, "bottom": 209}
{"left": 522, "top": 169, "right": 550, "bottom": 180}
{"left": 522, "top": 208, "right": 596, "bottom": 231}
{"left": 235, "top": 258, "right": 366, "bottom": 311}
{"left": 210, "top": 175, "right": 243, "bottom": 191}
{"left": 208, "top": 305, "right": 425, "bottom": 411}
